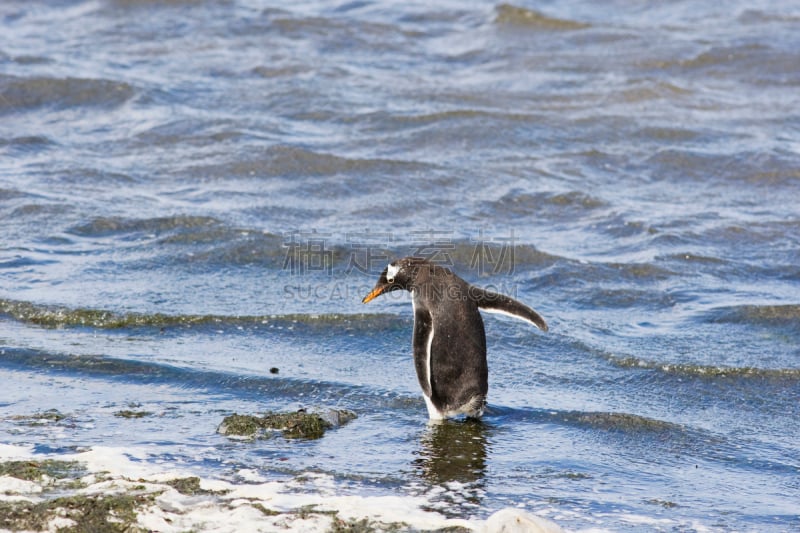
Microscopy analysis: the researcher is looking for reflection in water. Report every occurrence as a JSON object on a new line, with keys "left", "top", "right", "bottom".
{"left": 412, "top": 419, "right": 490, "bottom": 514}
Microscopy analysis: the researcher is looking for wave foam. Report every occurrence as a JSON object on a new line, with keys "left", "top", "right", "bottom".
{"left": 0, "top": 445, "right": 566, "bottom": 533}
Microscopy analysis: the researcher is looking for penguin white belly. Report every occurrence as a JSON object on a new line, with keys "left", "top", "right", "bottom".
{"left": 422, "top": 320, "right": 442, "bottom": 419}
{"left": 423, "top": 394, "right": 444, "bottom": 420}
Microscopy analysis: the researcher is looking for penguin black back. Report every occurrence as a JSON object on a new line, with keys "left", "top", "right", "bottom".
{"left": 362, "top": 257, "right": 547, "bottom": 420}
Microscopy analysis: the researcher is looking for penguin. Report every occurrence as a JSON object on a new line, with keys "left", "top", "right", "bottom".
{"left": 362, "top": 256, "right": 547, "bottom": 420}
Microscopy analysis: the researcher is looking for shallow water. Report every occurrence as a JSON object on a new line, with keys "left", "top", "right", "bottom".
{"left": 1, "top": 0, "right": 799, "bottom": 531}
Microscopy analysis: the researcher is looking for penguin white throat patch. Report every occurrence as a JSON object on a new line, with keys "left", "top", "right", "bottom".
{"left": 386, "top": 263, "right": 400, "bottom": 282}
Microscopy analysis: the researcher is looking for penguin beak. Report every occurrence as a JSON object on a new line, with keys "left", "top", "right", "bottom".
{"left": 362, "top": 284, "right": 388, "bottom": 304}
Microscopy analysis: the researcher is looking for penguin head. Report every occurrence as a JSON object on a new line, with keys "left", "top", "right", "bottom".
{"left": 362, "top": 257, "right": 425, "bottom": 303}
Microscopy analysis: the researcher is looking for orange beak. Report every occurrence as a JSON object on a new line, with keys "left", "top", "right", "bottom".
{"left": 362, "top": 285, "right": 386, "bottom": 304}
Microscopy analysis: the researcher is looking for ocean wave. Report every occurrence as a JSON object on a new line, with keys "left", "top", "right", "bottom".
{"left": 0, "top": 188, "right": 35, "bottom": 202}
{"left": 131, "top": 118, "right": 249, "bottom": 150}
{"left": 359, "top": 109, "right": 544, "bottom": 130}
{"left": 607, "top": 354, "right": 800, "bottom": 380}
{"left": 177, "top": 230, "right": 560, "bottom": 273}
{"left": 481, "top": 190, "right": 607, "bottom": 220}
{"left": 536, "top": 261, "right": 675, "bottom": 290}
{"left": 185, "top": 236, "right": 563, "bottom": 276}
{"left": 571, "top": 288, "right": 676, "bottom": 309}
{"left": 13, "top": 217, "right": 568, "bottom": 273}
{"left": 489, "top": 404, "right": 685, "bottom": 434}
{"left": 644, "top": 43, "right": 800, "bottom": 86}
{"left": 68, "top": 215, "right": 222, "bottom": 238}
{"left": 0, "top": 135, "right": 54, "bottom": 154}
{"left": 738, "top": 9, "right": 800, "bottom": 24}
{"left": 646, "top": 148, "right": 800, "bottom": 186}
{"left": 189, "top": 144, "right": 432, "bottom": 180}
{"left": 267, "top": 11, "right": 403, "bottom": 47}
{"left": 494, "top": 4, "right": 590, "bottom": 30}
{"left": 0, "top": 297, "right": 395, "bottom": 331}
{"left": 0, "top": 75, "right": 135, "bottom": 113}
{"left": 705, "top": 304, "right": 800, "bottom": 328}
{"left": 108, "top": 0, "right": 218, "bottom": 8}
{"left": 659, "top": 252, "right": 727, "bottom": 265}
{"left": 559, "top": 410, "right": 684, "bottom": 434}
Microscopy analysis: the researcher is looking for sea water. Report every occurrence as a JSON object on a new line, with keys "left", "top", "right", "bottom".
{"left": 1, "top": 1, "right": 799, "bottom": 531}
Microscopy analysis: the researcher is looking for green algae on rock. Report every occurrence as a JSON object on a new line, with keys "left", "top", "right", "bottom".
{"left": 114, "top": 410, "right": 153, "bottom": 419}
{"left": 329, "top": 516, "right": 409, "bottom": 533}
{"left": 0, "top": 492, "right": 156, "bottom": 532}
{"left": 10, "top": 409, "right": 67, "bottom": 426}
{"left": 0, "top": 459, "right": 85, "bottom": 483}
{"left": 166, "top": 476, "right": 229, "bottom": 496}
{"left": 217, "top": 409, "right": 357, "bottom": 440}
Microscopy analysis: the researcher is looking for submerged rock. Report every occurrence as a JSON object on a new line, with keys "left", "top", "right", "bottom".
{"left": 217, "top": 414, "right": 264, "bottom": 437}
{"left": 217, "top": 409, "right": 356, "bottom": 440}
{"left": 315, "top": 407, "right": 358, "bottom": 427}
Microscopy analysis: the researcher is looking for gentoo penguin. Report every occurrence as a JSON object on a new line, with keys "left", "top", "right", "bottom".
{"left": 362, "top": 257, "right": 547, "bottom": 420}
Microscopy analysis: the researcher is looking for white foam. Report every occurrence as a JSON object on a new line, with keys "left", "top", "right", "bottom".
{"left": 0, "top": 443, "right": 34, "bottom": 460}
{"left": 0, "top": 444, "right": 569, "bottom": 532}
{"left": 49, "top": 516, "right": 78, "bottom": 530}
{"left": 235, "top": 468, "right": 268, "bottom": 483}
{"left": 616, "top": 513, "right": 675, "bottom": 526}
{"left": 0, "top": 475, "right": 43, "bottom": 499}
{"left": 483, "top": 508, "right": 565, "bottom": 533}
{"left": 65, "top": 446, "right": 183, "bottom": 481}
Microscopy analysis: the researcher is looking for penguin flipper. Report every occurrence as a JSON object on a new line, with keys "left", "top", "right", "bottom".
{"left": 470, "top": 286, "right": 548, "bottom": 332}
